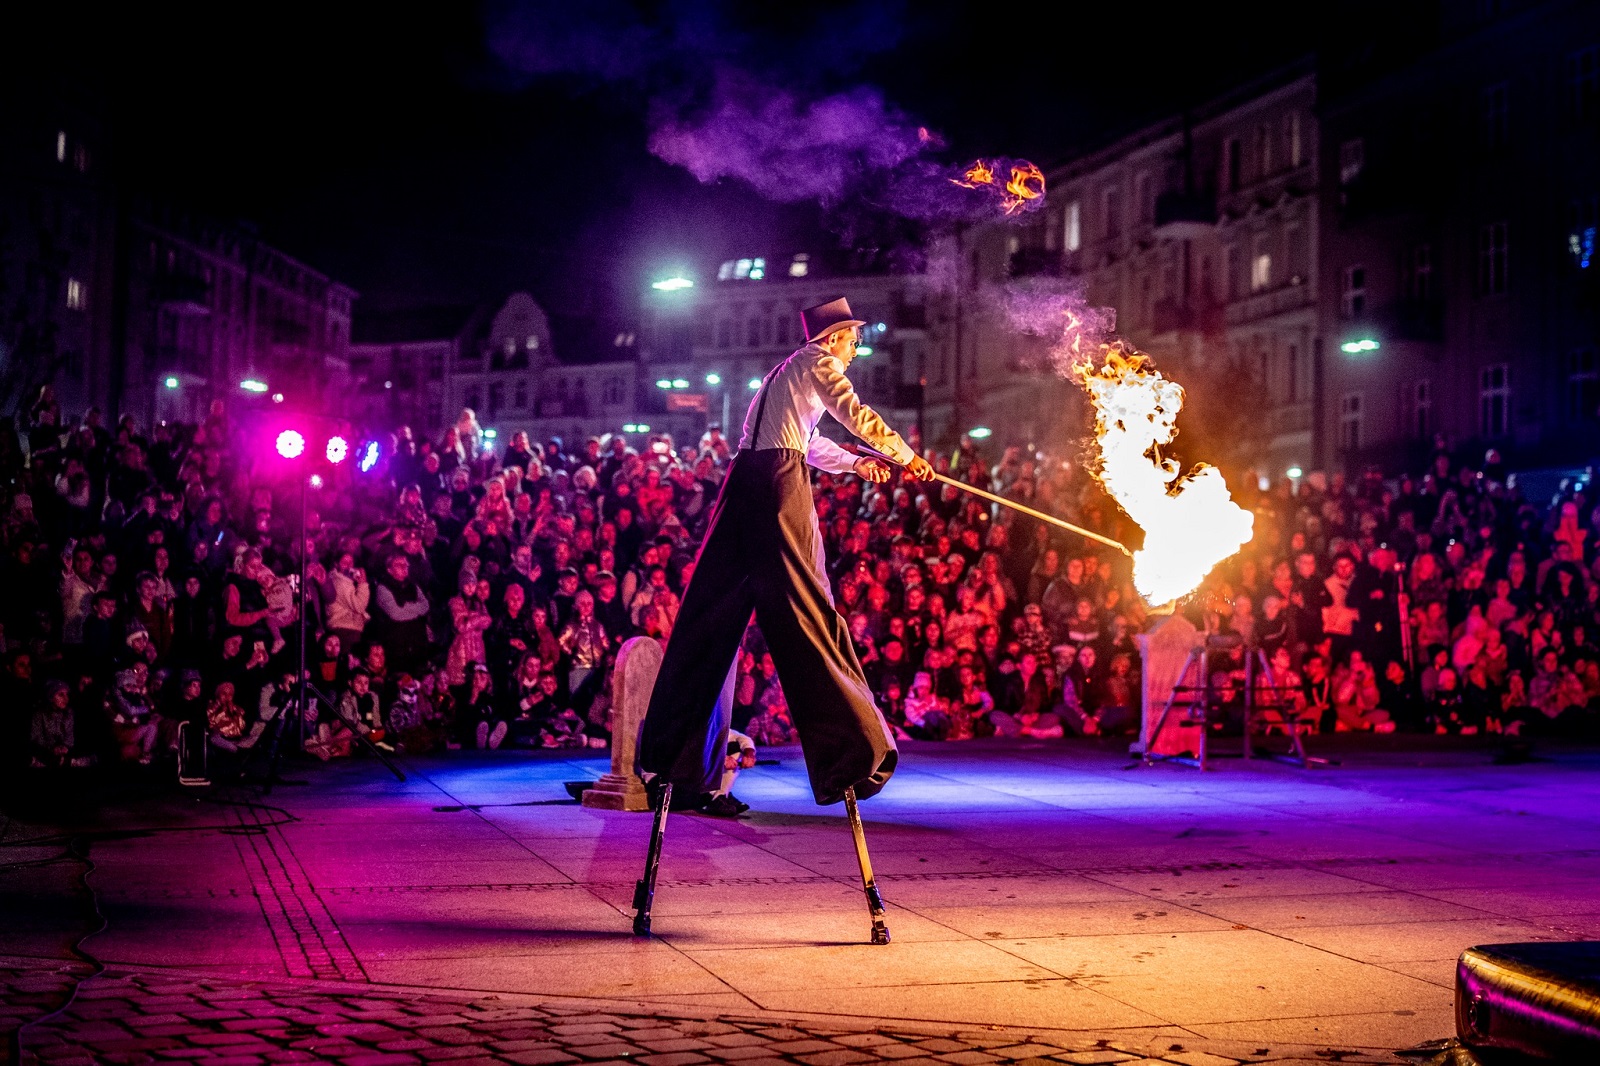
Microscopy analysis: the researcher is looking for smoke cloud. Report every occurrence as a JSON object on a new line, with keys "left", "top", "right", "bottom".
{"left": 486, "top": 0, "right": 1042, "bottom": 225}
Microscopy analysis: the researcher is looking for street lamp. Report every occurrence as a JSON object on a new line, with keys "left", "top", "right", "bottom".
{"left": 705, "top": 373, "right": 721, "bottom": 386}
{"left": 241, "top": 379, "right": 269, "bottom": 394}
{"left": 747, "top": 378, "right": 761, "bottom": 390}
{"left": 163, "top": 376, "right": 179, "bottom": 390}
{"left": 651, "top": 275, "right": 694, "bottom": 292}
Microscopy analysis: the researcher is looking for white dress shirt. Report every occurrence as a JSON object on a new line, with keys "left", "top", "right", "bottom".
{"left": 738, "top": 343, "right": 915, "bottom": 474}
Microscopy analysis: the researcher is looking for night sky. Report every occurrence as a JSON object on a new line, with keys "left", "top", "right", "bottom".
{"left": 9, "top": 1, "right": 1320, "bottom": 325}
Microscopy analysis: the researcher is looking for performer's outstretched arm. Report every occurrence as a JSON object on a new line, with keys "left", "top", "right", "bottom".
{"left": 809, "top": 354, "right": 916, "bottom": 466}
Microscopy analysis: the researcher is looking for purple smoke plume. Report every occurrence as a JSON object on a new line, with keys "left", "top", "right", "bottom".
{"left": 486, "top": 0, "right": 1044, "bottom": 225}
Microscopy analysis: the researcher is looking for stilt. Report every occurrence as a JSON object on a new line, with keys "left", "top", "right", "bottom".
{"left": 632, "top": 782, "right": 672, "bottom": 936}
{"left": 843, "top": 787, "right": 890, "bottom": 945}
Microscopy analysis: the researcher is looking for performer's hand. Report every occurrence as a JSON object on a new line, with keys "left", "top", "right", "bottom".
{"left": 905, "top": 454, "right": 935, "bottom": 481}
{"left": 853, "top": 457, "right": 892, "bottom": 483}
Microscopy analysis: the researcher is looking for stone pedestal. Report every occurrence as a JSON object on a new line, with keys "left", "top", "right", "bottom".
{"left": 581, "top": 637, "right": 660, "bottom": 811}
{"left": 1134, "top": 613, "right": 1204, "bottom": 758}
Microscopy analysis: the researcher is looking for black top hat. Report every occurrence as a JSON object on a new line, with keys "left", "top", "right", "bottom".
{"left": 800, "top": 297, "right": 867, "bottom": 343}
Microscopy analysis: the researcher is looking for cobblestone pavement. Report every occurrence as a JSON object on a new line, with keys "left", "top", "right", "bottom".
{"left": 2, "top": 962, "right": 1409, "bottom": 1066}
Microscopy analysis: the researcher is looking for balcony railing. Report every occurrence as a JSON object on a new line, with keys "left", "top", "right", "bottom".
{"left": 1225, "top": 282, "right": 1313, "bottom": 325}
{"left": 1150, "top": 299, "right": 1225, "bottom": 335}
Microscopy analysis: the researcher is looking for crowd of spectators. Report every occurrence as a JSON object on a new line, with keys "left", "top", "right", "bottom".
{"left": 3, "top": 382, "right": 1597, "bottom": 782}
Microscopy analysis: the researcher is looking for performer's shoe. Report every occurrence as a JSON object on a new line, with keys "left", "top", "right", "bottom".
{"left": 701, "top": 794, "right": 749, "bottom": 817}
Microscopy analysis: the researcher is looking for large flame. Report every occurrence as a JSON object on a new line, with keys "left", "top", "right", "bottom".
{"left": 951, "top": 159, "right": 1045, "bottom": 215}
{"left": 1077, "top": 347, "right": 1254, "bottom": 606}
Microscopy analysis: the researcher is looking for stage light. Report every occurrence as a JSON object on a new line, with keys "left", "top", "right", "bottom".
{"left": 651, "top": 276, "right": 694, "bottom": 292}
{"left": 309, "top": 474, "right": 324, "bottom": 489}
{"left": 241, "top": 379, "right": 269, "bottom": 393}
{"left": 276, "top": 430, "right": 305, "bottom": 459}
{"left": 747, "top": 377, "right": 761, "bottom": 390}
{"left": 325, "top": 436, "right": 349, "bottom": 464}
{"left": 656, "top": 379, "right": 673, "bottom": 390}
{"left": 1286, "top": 465, "right": 1304, "bottom": 479}
{"left": 968, "top": 426, "right": 992, "bottom": 439}
{"left": 483, "top": 428, "right": 498, "bottom": 440}
{"left": 359, "top": 441, "right": 381, "bottom": 473}
{"left": 671, "top": 378, "right": 689, "bottom": 389}
{"left": 1340, "top": 338, "right": 1380, "bottom": 354}
{"left": 163, "top": 376, "right": 179, "bottom": 389}
{"left": 855, "top": 345, "right": 874, "bottom": 356}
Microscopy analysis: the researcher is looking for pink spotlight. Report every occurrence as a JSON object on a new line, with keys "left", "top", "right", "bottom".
{"left": 275, "top": 430, "right": 306, "bottom": 459}
{"left": 325, "top": 435, "right": 349, "bottom": 464}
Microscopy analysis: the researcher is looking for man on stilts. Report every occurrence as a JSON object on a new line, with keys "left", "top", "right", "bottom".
{"left": 633, "top": 297, "right": 933, "bottom": 944}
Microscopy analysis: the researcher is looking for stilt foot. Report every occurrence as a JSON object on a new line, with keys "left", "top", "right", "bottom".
{"left": 844, "top": 786, "right": 891, "bottom": 946}
{"left": 631, "top": 781, "right": 671, "bottom": 937}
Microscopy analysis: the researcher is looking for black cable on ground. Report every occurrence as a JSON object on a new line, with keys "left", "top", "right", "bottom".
{"left": 7, "top": 836, "right": 106, "bottom": 1066}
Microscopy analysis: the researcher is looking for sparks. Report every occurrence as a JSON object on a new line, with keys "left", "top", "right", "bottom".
{"left": 1076, "top": 346, "right": 1255, "bottom": 606}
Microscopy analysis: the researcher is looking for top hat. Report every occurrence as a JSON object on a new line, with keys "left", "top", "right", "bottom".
{"left": 800, "top": 297, "right": 867, "bottom": 343}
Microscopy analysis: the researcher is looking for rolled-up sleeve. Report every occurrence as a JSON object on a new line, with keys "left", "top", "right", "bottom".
{"left": 809, "top": 354, "right": 915, "bottom": 466}
{"left": 805, "top": 434, "right": 858, "bottom": 474}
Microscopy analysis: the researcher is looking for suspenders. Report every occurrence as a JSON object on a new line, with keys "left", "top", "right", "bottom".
{"left": 749, "top": 351, "right": 800, "bottom": 450}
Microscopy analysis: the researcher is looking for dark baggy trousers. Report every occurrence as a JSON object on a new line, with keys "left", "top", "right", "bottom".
{"left": 637, "top": 448, "right": 897, "bottom": 805}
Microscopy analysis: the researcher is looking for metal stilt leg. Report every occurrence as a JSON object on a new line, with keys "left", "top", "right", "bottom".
{"left": 844, "top": 787, "right": 890, "bottom": 945}
{"left": 632, "top": 782, "right": 672, "bottom": 936}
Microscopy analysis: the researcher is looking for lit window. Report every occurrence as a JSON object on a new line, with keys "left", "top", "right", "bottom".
{"left": 788, "top": 253, "right": 809, "bottom": 278}
{"left": 65, "top": 278, "right": 86, "bottom": 311}
{"left": 718, "top": 260, "right": 735, "bottom": 281}
{"left": 734, "top": 258, "right": 752, "bottom": 279}
{"left": 1480, "top": 364, "right": 1510, "bottom": 436}
{"left": 1479, "top": 222, "right": 1509, "bottom": 294}
{"left": 1250, "top": 233, "right": 1272, "bottom": 292}
{"left": 748, "top": 257, "right": 766, "bottom": 280}
{"left": 525, "top": 333, "right": 539, "bottom": 350}
{"left": 1339, "top": 138, "right": 1364, "bottom": 185}
{"left": 1340, "top": 265, "right": 1366, "bottom": 318}
{"left": 1064, "top": 201, "right": 1081, "bottom": 251}
{"left": 503, "top": 338, "right": 517, "bottom": 357}
{"left": 56, "top": 131, "right": 66, "bottom": 163}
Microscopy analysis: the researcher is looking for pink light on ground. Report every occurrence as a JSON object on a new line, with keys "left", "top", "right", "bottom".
{"left": 275, "top": 430, "right": 306, "bottom": 459}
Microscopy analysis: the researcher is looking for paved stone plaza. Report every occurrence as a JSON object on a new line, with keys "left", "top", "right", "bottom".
{"left": 5, "top": 738, "right": 1600, "bottom": 1065}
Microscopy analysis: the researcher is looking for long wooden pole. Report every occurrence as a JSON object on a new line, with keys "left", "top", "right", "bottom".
{"left": 929, "top": 471, "right": 1134, "bottom": 557}
{"left": 839, "top": 440, "right": 1134, "bottom": 557}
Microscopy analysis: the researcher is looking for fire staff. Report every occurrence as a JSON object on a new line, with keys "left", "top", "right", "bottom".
{"left": 632, "top": 297, "right": 933, "bottom": 944}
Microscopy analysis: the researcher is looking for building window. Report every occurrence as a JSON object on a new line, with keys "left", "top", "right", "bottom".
{"left": 1408, "top": 380, "right": 1433, "bottom": 439}
{"left": 1134, "top": 172, "right": 1152, "bottom": 224}
{"left": 65, "top": 278, "right": 86, "bottom": 311}
{"left": 1479, "top": 221, "right": 1509, "bottom": 295}
{"left": 1339, "top": 393, "right": 1363, "bottom": 451}
{"left": 716, "top": 320, "right": 732, "bottom": 348}
{"left": 1102, "top": 186, "right": 1122, "bottom": 239}
{"left": 488, "top": 384, "right": 503, "bottom": 417}
{"left": 55, "top": 130, "right": 67, "bottom": 163}
{"left": 1285, "top": 111, "right": 1303, "bottom": 168}
{"left": 503, "top": 337, "right": 517, "bottom": 358}
{"left": 465, "top": 389, "right": 481, "bottom": 413}
{"left": 1224, "top": 137, "right": 1242, "bottom": 191}
{"left": 1285, "top": 223, "right": 1308, "bottom": 283}
{"left": 1255, "top": 122, "right": 1273, "bottom": 177}
{"left": 1340, "top": 265, "right": 1366, "bottom": 318}
{"left": 1481, "top": 82, "right": 1510, "bottom": 151}
{"left": 1569, "top": 195, "right": 1598, "bottom": 270}
{"left": 788, "top": 253, "right": 809, "bottom": 278}
{"left": 603, "top": 377, "right": 623, "bottom": 405}
{"left": 936, "top": 345, "right": 949, "bottom": 385}
{"left": 1480, "top": 364, "right": 1510, "bottom": 436}
{"left": 1404, "top": 243, "right": 1434, "bottom": 303}
{"left": 1250, "top": 233, "right": 1272, "bottom": 292}
{"left": 1339, "top": 138, "right": 1364, "bottom": 185}
{"left": 1286, "top": 344, "right": 1300, "bottom": 403}
{"left": 1567, "top": 348, "right": 1598, "bottom": 422}
{"left": 1225, "top": 244, "right": 1242, "bottom": 300}
{"left": 514, "top": 381, "right": 527, "bottom": 410}
{"left": 1064, "top": 201, "right": 1081, "bottom": 251}
{"left": 746, "top": 317, "right": 761, "bottom": 346}
{"left": 1572, "top": 46, "right": 1598, "bottom": 124}
{"left": 525, "top": 333, "right": 539, "bottom": 351}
